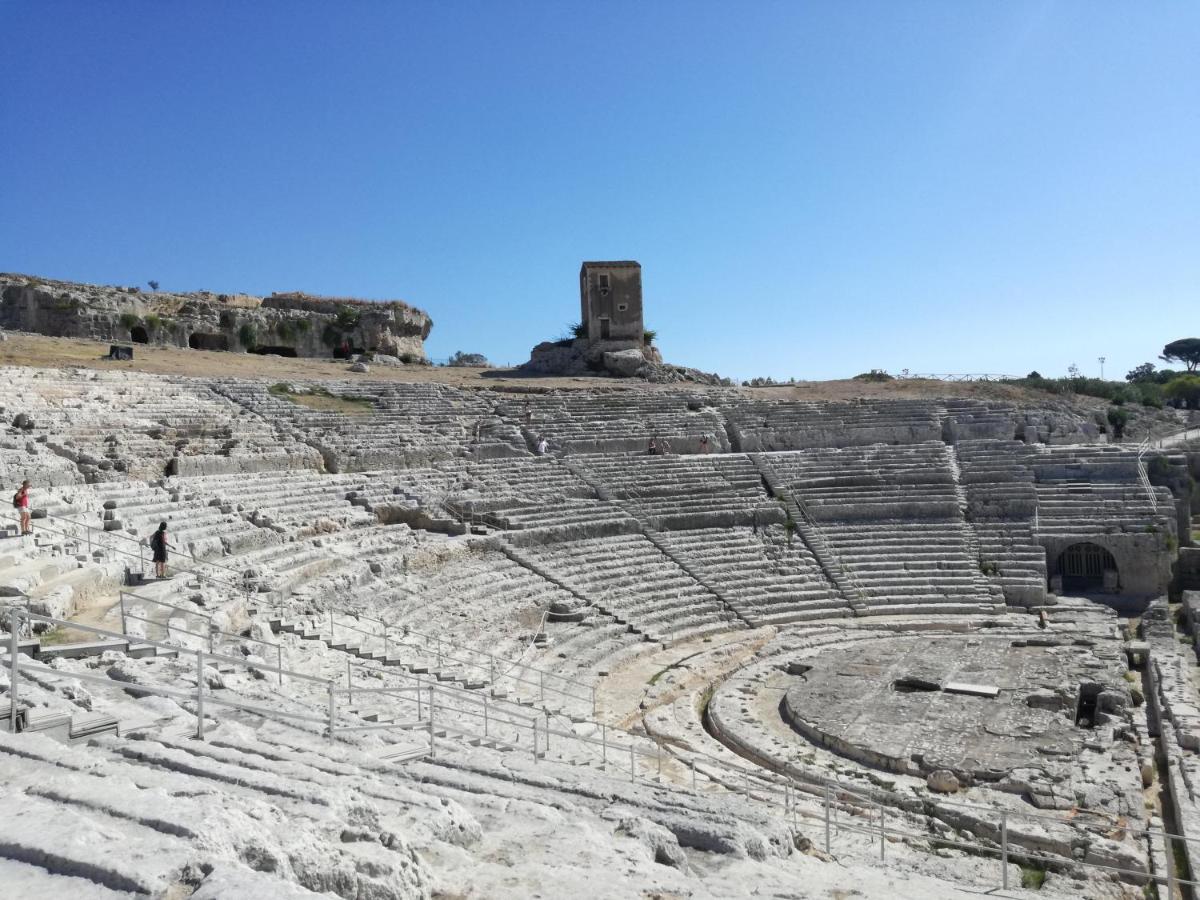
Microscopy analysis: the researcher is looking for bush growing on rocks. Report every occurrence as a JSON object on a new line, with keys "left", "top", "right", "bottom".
{"left": 238, "top": 323, "right": 258, "bottom": 350}
{"left": 448, "top": 351, "right": 490, "bottom": 367}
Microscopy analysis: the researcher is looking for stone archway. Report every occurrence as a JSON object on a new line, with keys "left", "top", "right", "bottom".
{"left": 1057, "top": 542, "right": 1119, "bottom": 593}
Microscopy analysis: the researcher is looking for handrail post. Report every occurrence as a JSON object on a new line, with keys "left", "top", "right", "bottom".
{"left": 329, "top": 609, "right": 334, "bottom": 644}
{"left": 327, "top": 681, "right": 336, "bottom": 742}
{"left": 277, "top": 644, "right": 283, "bottom": 686}
{"left": 544, "top": 709, "right": 551, "bottom": 752}
{"left": 602, "top": 723, "right": 607, "bottom": 766}
{"left": 824, "top": 785, "right": 832, "bottom": 853}
{"left": 1000, "top": 811, "right": 1008, "bottom": 889}
{"left": 9, "top": 608, "right": 20, "bottom": 732}
{"left": 429, "top": 687, "right": 436, "bottom": 758}
{"left": 383, "top": 627, "right": 389, "bottom": 662}
{"left": 878, "top": 802, "right": 886, "bottom": 861}
{"left": 1168, "top": 831, "right": 1176, "bottom": 897}
{"left": 195, "top": 650, "right": 205, "bottom": 741}
{"left": 591, "top": 685, "right": 597, "bottom": 717}
{"left": 416, "top": 677, "right": 422, "bottom": 719}
{"left": 483, "top": 695, "right": 489, "bottom": 737}
{"left": 347, "top": 658, "right": 352, "bottom": 706}
{"left": 119, "top": 592, "right": 127, "bottom": 634}
{"left": 532, "top": 717, "right": 538, "bottom": 762}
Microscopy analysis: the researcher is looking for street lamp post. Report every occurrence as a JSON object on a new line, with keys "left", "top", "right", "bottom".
{"left": 1099, "top": 356, "right": 1106, "bottom": 380}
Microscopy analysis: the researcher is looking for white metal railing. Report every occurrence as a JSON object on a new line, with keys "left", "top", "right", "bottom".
{"left": 324, "top": 635, "right": 1191, "bottom": 891}
{"left": 275, "top": 602, "right": 596, "bottom": 715}
{"left": 5, "top": 509, "right": 254, "bottom": 600}
{"left": 1, "top": 605, "right": 1191, "bottom": 890}
{"left": 1136, "top": 439, "right": 1159, "bottom": 513}
{"left": 3, "top": 607, "right": 352, "bottom": 740}
{"left": 117, "top": 589, "right": 285, "bottom": 682}
{"left": 898, "top": 373, "right": 1019, "bottom": 382}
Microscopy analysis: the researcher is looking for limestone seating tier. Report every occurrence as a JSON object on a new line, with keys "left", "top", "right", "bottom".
{"left": 4, "top": 368, "right": 314, "bottom": 482}
{"left": 652, "top": 526, "right": 848, "bottom": 626}
{"left": 516, "top": 533, "right": 744, "bottom": 643}
{"left": 508, "top": 393, "right": 728, "bottom": 456}
{"left": 567, "top": 452, "right": 781, "bottom": 529}
{"left": 725, "top": 398, "right": 945, "bottom": 451}
{"left": 215, "top": 380, "right": 529, "bottom": 469}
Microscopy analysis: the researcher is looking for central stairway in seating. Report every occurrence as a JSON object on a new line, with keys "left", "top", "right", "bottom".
{"left": 764, "top": 442, "right": 1003, "bottom": 615}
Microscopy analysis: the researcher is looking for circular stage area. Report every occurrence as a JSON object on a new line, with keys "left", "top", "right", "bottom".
{"left": 780, "top": 633, "right": 1133, "bottom": 801}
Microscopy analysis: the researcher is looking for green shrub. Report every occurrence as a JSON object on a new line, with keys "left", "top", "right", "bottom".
{"left": 118, "top": 312, "right": 141, "bottom": 331}
{"left": 853, "top": 370, "right": 893, "bottom": 382}
{"left": 143, "top": 313, "right": 162, "bottom": 331}
{"left": 335, "top": 305, "right": 361, "bottom": 330}
{"left": 294, "top": 318, "right": 311, "bottom": 334}
{"left": 321, "top": 324, "right": 340, "bottom": 347}
{"left": 276, "top": 319, "right": 295, "bottom": 341}
{"left": 570, "top": 321, "right": 587, "bottom": 340}
{"left": 237, "top": 323, "right": 257, "bottom": 350}
{"left": 1106, "top": 406, "right": 1130, "bottom": 440}
{"left": 1164, "top": 375, "right": 1200, "bottom": 410}
{"left": 643, "top": 329, "right": 657, "bottom": 345}
{"left": 1019, "top": 864, "right": 1046, "bottom": 890}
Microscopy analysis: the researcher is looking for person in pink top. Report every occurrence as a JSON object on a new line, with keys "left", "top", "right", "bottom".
{"left": 13, "top": 480, "right": 32, "bottom": 535}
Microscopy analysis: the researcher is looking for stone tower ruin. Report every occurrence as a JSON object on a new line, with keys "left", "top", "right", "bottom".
{"left": 579, "top": 261, "right": 643, "bottom": 343}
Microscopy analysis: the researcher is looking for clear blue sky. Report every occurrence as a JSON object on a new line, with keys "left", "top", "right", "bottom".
{"left": 2, "top": 2, "right": 1196, "bottom": 380}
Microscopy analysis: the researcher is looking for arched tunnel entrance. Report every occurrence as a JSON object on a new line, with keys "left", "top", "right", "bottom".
{"left": 130, "top": 326, "right": 149, "bottom": 344}
{"left": 189, "top": 332, "right": 229, "bottom": 351}
{"left": 1057, "top": 542, "right": 1118, "bottom": 593}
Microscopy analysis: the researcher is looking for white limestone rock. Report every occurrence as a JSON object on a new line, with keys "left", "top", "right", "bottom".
{"left": 615, "top": 815, "right": 690, "bottom": 871}
{"left": 927, "top": 770, "right": 961, "bottom": 794}
{"left": 603, "top": 348, "right": 648, "bottom": 378}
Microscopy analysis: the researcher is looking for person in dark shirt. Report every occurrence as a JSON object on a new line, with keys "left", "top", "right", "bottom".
{"left": 148, "top": 522, "right": 172, "bottom": 578}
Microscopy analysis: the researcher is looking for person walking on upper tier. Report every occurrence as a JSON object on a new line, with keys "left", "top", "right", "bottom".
{"left": 148, "top": 521, "right": 172, "bottom": 579}
{"left": 13, "top": 480, "right": 32, "bottom": 535}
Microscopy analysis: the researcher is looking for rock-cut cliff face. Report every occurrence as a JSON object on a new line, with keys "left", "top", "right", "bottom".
{"left": 0, "top": 274, "right": 434, "bottom": 359}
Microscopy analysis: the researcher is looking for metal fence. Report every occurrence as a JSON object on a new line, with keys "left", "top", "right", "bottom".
{"left": 1, "top": 605, "right": 1192, "bottom": 890}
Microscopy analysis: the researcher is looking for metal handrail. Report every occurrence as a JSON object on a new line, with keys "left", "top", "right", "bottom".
{"left": 5, "top": 509, "right": 251, "bottom": 599}
{"left": 40, "top": 506, "right": 247, "bottom": 583}
{"left": 2, "top": 605, "right": 1183, "bottom": 889}
{"left": 279, "top": 601, "right": 596, "bottom": 713}
{"left": 1136, "top": 438, "right": 1159, "bottom": 513}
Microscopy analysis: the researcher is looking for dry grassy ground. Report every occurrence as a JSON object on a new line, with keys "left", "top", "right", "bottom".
{"left": 2, "top": 331, "right": 1051, "bottom": 402}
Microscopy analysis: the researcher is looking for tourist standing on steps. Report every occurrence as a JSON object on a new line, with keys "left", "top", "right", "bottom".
{"left": 647, "top": 437, "right": 659, "bottom": 455}
{"left": 660, "top": 438, "right": 672, "bottom": 456}
{"left": 13, "top": 480, "right": 32, "bottom": 535}
{"left": 536, "top": 435, "right": 549, "bottom": 456}
{"left": 699, "top": 435, "right": 710, "bottom": 454}
{"left": 148, "top": 522, "right": 171, "bottom": 579}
